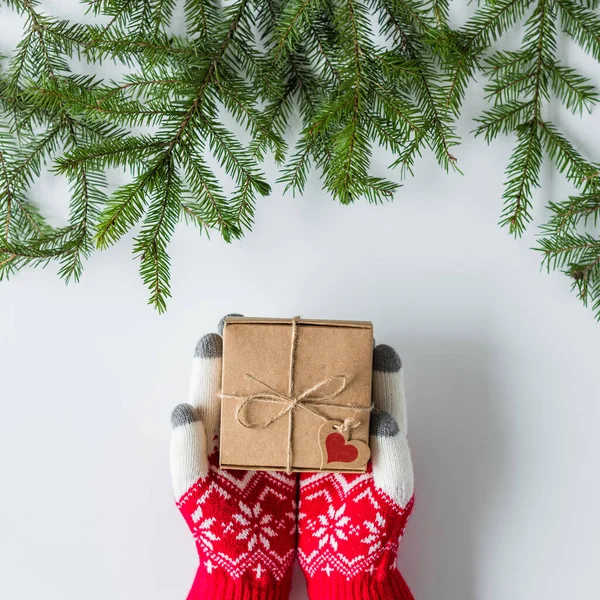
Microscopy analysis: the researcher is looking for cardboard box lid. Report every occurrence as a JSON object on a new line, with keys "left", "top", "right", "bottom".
{"left": 224, "top": 317, "right": 373, "bottom": 329}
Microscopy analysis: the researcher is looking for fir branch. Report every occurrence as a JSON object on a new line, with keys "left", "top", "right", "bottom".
{"left": 411, "top": 63, "right": 459, "bottom": 171}
{"left": 178, "top": 144, "right": 240, "bottom": 239}
{"left": 372, "top": 0, "right": 460, "bottom": 171}
{"left": 537, "top": 231, "right": 600, "bottom": 318}
{"left": 0, "top": 146, "right": 14, "bottom": 240}
{"left": 499, "top": 122, "right": 542, "bottom": 235}
{"left": 445, "top": 0, "right": 534, "bottom": 112}
{"left": 543, "top": 193, "right": 600, "bottom": 233}
{"left": 2, "top": 0, "right": 600, "bottom": 318}
{"left": 550, "top": 63, "right": 599, "bottom": 114}
{"left": 474, "top": 100, "right": 532, "bottom": 141}
{"left": 274, "top": 0, "right": 324, "bottom": 60}
{"left": 474, "top": 0, "right": 598, "bottom": 238}
{"left": 95, "top": 162, "right": 159, "bottom": 249}
{"left": 133, "top": 156, "right": 179, "bottom": 312}
{"left": 185, "top": 0, "right": 219, "bottom": 38}
{"left": 537, "top": 120, "right": 599, "bottom": 183}
{"left": 325, "top": 0, "right": 374, "bottom": 204}
{"left": 555, "top": 0, "right": 600, "bottom": 62}
{"left": 79, "top": 0, "right": 271, "bottom": 309}
{"left": 9, "top": 123, "right": 63, "bottom": 188}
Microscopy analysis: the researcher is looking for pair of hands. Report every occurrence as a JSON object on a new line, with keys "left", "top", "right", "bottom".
{"left": 170, "top": 315, "right": 415, "bottom": 600}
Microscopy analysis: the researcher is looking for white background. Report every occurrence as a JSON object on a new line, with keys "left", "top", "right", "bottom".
{"left": 1, "top": 2, "right": 600, "bottom": 599}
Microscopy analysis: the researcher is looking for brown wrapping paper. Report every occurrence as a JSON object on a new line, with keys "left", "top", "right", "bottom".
{"left": 219, "top": 317, "right": 373, "bottom": 473}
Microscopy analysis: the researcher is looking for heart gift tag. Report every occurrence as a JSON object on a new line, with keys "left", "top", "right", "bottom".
{"left": 318, "top": 420, "right": 371, "bottom": 471}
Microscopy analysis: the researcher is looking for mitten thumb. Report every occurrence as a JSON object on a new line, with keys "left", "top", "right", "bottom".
{"left": 170, "top": 404, "right": 209, "bottom": 501}
{"left": 370, "top": 344, "right": 414, "bottom": 509}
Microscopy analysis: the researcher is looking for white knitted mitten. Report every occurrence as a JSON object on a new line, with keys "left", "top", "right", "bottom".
{"left": 170, "top": 315, "right": 297, "bottom": 600}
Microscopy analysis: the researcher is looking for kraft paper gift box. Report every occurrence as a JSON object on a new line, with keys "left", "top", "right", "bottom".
{"left": 219, "top": 317, "right": 373, "bottom": 473}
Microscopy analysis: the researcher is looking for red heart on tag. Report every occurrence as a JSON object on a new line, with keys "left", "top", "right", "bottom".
{"left": 326, "top": 432, "right": 359, "bottom": 464}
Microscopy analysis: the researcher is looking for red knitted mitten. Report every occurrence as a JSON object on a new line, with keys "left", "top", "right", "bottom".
{"left": 170, "top": 316, "right": 297, "bottom": 600}
{"left": 298, "top": 344, "right": 415, "bottom": 600}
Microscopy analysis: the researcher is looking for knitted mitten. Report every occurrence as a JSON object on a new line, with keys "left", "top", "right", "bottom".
{"left": 298, "top": 344, "right": 415, "bottom": 600}
{"left": 170, "top": 316, "right": 297, "bottom": 600}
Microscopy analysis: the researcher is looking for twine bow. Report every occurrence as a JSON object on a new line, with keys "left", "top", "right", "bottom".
{"left": 220, "top": 317, "right": 371, "bottom": 473}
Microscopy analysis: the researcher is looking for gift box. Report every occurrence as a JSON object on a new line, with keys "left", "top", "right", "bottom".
{"left": 219, "top": 317, "right": 373, "bottom": 473}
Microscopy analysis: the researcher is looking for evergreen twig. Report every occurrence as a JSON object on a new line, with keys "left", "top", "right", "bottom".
{"left": 0, "top": 0, "right": 599, "bottom": 318}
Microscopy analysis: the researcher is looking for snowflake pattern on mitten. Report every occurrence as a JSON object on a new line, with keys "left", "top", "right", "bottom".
{"left": 299, "top": 467, "right": 413, "bottom": 581}
{"left": 170, "top": 319, "right": 297, "bottom": 600}
{"left": 177, "top": 448, "right": 296, "bottom": 585}
{"left": 298, "top": 344, "right": 416, "bottom": 600}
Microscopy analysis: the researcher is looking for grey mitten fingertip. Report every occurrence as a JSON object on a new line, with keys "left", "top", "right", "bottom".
{"left": 373, "top": 344, "right": 402, "bottom": 372}
{"left": 171, "top": 403, "right": 200, "bottom": 428}
{"left": 370, "top": 411, "right": 400, "bottom": 437}
{"left": 217, "top": 313, "right": 244, "bottom": 336}
{"left": 194, "top": 333, "right": 223, "bottom": 359}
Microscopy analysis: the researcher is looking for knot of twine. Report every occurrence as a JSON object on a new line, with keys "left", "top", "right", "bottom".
{"left": 220, "top": 317, "right": 371, "bottom": 473}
